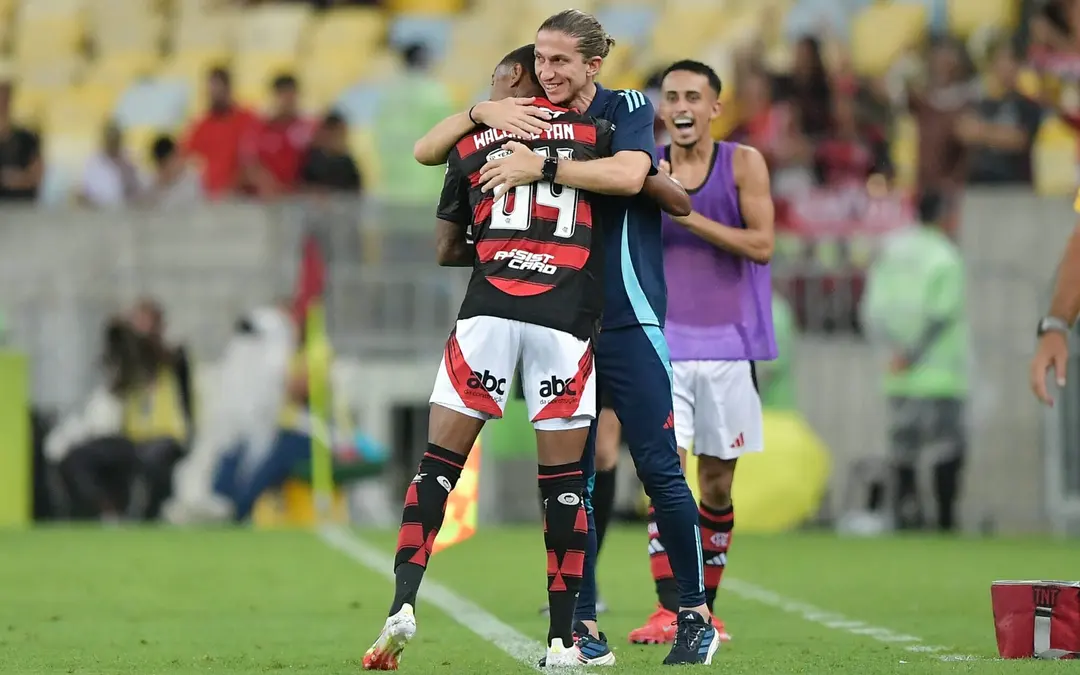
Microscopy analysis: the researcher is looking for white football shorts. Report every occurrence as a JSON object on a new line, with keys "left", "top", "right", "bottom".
{"left": 672, "top": 360, "right": 764, "bottom": 460}
{"left": 429, "top": 315, "right": 596, "bottom": 431}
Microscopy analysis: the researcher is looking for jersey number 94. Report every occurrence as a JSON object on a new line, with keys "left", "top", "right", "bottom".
{"left": 491, "top": 147, "right": 579, "bottom": 239}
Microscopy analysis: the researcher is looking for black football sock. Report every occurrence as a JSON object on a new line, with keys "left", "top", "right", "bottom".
{"left": 539, "top": 463, "right": 587, "bottom": 646}
{"left": 389, "top": 443, "right": 465, "bottom": 616}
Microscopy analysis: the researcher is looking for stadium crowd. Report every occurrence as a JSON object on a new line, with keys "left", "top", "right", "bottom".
{"left": 0, "top": 0, "right": 1054, "bottom": 210}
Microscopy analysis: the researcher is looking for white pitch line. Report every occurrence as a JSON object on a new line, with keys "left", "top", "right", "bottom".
{"left": 723, "top": 578, "right": 981, "bottom": 662}
{"left": 317, "top": 525, "right": 545, "bottom": 671}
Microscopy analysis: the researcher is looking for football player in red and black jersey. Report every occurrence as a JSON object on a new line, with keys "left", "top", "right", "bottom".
{"left": 364, "top": 45, "right": 620, "bottom": 670}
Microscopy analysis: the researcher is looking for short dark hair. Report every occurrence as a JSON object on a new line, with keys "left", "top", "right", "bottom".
{"left": 1043, "top": 0, "right": 1072, "bottom": 36}
{"left": 208, "top": 66, "right": 231, "bottom": 86}
{"left": 917, "top": 191, "right": 945, "bottom": 225}
{"left": 403, "top": 42, "right": 430, "bottom": 69}
{"left": 538, "top": 9, "right": 615, "bottom": 60}
{"left": 272, "top": 73, "right": 298, "bottom": 91}
{"left": 500, "top": 44, "right": 539, "bottom": 86}
{"left": 151, "top": 135, "right": 176, "bottom": 164}
{"left": 322, "top": 110, "right": 346, "bottom": 128}
{"left": 661, "top": 60, "right": 722, "bottom": 95}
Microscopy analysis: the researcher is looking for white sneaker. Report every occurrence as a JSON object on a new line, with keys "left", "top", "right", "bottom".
{"left": 362, "top": 604, "right": 417, "bottom": 670}
{"left": 543, "top": 638, "right": 584, "bottom": 668}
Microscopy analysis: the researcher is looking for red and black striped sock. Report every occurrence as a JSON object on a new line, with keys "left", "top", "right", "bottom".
{"left": 539, "top": 463, "right": 587, "bottom": 646}
{"left": 647, "top": 503, "right": 680, "bottom": 613}
{"left": 389, "top": 443, "right": 465, "bottom": 616}
{"left": 699, "top": 502, "right": 734, "bottom": 614}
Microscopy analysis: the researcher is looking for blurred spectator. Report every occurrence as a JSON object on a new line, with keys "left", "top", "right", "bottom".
{"left": 300, "top": 111, "right": 363, "bottom": 193}
{"left": 772, "top": 36, "right": 834, "bottom": 138}
{"left": 860, "top": 192, "right": 970, "bottom": 532}
{"left": 182, "top": 67, "right": 259, "bottom": 198}
{"left": 78, "top": 122, "right": 143, "bottom": 208}
{"left": 141, "top": 135, "right": 205, "bottom": 207}
{"left": 732, "top": 69, "right": 814, "bottom": 196}
{"left": 242, "top": 74, "right": 317, "bottom": 199}
{"left": 46, "top": 299, "right": 193, "bottom": 522}
{"left": 374, "top": 42, "right": 454, "bottom": 204}
{"left": 0, "top": 80, "right": 43, "bottom": 203}
{"left": 962, "top": 41, "right": 1043, "bottom": 185}
{"left": 643, "top": 68, "right": 670, "bottom": 146}
{"left": 814, "top": 89, "right": 892, "bottom": 187}
{"left": 210, "top": 303, "right": 386, "bottom": 522}
{"left": 906, "top": 38, "right": 976, "bottom": 229}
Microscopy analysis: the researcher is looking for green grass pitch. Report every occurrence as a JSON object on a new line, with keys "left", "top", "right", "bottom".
{"left": 3, "top": 525, "right": 1079, "bottom": 673}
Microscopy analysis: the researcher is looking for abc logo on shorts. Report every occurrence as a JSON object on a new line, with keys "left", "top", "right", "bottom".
{"left": 539, "top": 376, "right": 576, "bottom": 399}
{"left": 467, "top": 369, "right": 506, "bottom": 395}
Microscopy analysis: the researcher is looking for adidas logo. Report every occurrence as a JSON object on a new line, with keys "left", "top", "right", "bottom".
{"left": 663, "top": 411, "right": 674, "bottom": 430}
{"left": 729, "top": 433, "right": 745, "bottom": 449}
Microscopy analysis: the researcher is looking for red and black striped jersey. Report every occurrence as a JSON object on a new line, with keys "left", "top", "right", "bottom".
{"left": 436, "top": 99, "right": 614, "bottom": 340}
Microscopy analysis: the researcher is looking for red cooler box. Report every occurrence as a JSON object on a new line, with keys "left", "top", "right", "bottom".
{"left": 992, "top": 581, "right": 1080, "bottom": 659}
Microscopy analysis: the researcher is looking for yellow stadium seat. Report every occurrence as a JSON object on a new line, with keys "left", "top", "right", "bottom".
{"left": 307, "top": 7, "right": 386, "bottom": 51}
{"left": 18, "top": 59, "right": 85, "bottom": 89}
{"left": 173, "top": 12, "right": 235, "bottom": 53}
{"left": 1034, "top": 117, "right": 1079, "bottom": 197}
{"left": 851, "top": 2, "right": 928, "bottom": 78}
{"left": 43, "top": 85, "right": 115, "bottom": 135}
{"left": 85, "top": 52, "right": 160, "bottom": 86}
{"left": 0, "top": 0, "right": 14, "bottom": 43}
{"left": 10, "top": 85, "right": 49, "bottom": 126}
{"left": 235, "top": 3, "right": 311, "bottom": 56}
{"left": 526, "top": 0, "right": 597, "bottom": 13}
{"left": 174, "top": 0, "right": 229, "bottom": 18}
{"left": 300, "top": 52, "right": 369, "bottom": 112}
{"left": 160, "top": 49, "right": 230, "bottom": 83}
{"left": 648, "top": 6, "right": 726, "bottom": 63}
{"left": 17, "top": 0, "right": 85, "bottom": 20}
{"left": 386, "top": 0, "right": 465, "bottom": 13}
{"left": 947, "top": 0, "right": 1016, "bottom": 40}
{"left": 93, "top": 14, "right": 164, "bottom": 56}
{"left": 233, "top": 53, "right": 298, "bottom": 110}
{"left": 13, "top": 17, "right": 84, "bottom": 65}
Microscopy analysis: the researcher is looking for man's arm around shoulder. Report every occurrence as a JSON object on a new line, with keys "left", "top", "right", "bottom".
{"left": 553, "top": 151, "right": 652, "bottom": 197}
{"left": 413, "top": 98, "right": 554, "bottom": 166}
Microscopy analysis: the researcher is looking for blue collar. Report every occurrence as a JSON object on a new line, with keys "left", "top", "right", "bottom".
{"left": 586, "top": 82, "right": 612, "bottom": 116}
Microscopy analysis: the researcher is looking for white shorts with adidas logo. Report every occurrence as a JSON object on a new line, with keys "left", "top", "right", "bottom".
{"left": 672, "top": 360, "right": 764, "bottom": 460}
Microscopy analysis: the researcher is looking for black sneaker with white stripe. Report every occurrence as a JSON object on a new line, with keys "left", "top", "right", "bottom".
{"left": 662, "top": 611, "right": 720, "bottom": 665}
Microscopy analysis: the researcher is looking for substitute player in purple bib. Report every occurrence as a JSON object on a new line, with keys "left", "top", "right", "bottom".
{"left": 629, "top": 60, "right": 777, "bottom": 645}
{"left": 362, "top": 46, "right": 615, "bottom": 670}
{"left": 412, "top": 11, "right": 718, "bottom": 667}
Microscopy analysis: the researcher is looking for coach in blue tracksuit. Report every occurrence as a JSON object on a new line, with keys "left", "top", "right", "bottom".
{"left": 411, "top": 10, "right": 717, "bottom": 667}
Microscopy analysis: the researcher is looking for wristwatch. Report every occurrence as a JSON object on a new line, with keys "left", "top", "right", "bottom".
{"left": 542, "top": 156, "right": 559, "bottom": 183}
{"left": 1037, "top": 316, "right": 1071, "bottom": 337}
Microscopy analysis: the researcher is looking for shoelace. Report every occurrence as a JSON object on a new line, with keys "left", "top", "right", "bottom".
{"left": 672, "top": 619, "right": 707, "bottom": 651}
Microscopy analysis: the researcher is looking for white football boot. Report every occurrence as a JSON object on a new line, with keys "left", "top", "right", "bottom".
{"left": 362, "top": 604, "right": 417, "bottom": 670}
{"left": 543, "top": 638, "right": 585, "bottom": 668}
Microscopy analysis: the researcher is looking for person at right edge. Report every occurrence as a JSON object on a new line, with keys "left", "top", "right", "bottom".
{"left": 861, "top": 192, "right": 970, "bottom": 531}
{"left": 1031, "top": 185, "right": 1080, "bottom": 408}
